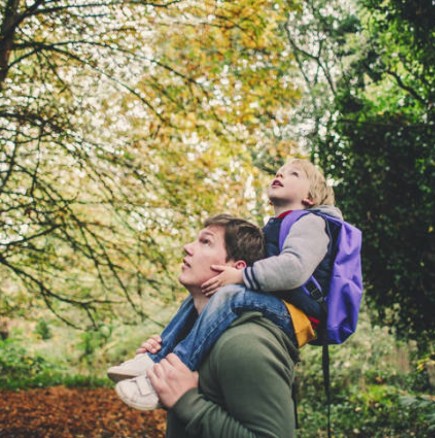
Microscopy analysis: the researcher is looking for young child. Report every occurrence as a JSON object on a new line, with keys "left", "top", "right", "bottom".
{"left": 109, "top": 158, "right": 342, "bottom": 410}
{"left": 201, "top": 158, "right": 341, "bottom": 346}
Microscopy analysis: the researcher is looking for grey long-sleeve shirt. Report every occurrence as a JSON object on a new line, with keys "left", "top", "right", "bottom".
{"left": 243, "top": 205, "right": 343, "bottom": 293}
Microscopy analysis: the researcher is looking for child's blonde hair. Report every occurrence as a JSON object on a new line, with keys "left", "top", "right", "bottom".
{"left": 289, "top": 158, "right": 335, "bottom": 206}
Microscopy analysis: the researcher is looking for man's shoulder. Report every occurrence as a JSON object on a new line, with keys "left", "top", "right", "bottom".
{"left": 223, "top": 312, "right": 272, "bottom": 340}
{"left": 212, "top": 311, "right": 299, "bottom": 363}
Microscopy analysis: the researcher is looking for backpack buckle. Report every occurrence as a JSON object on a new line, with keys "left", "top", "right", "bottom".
{"left": 306, "top": 281, "right": 324, "bottom": 302}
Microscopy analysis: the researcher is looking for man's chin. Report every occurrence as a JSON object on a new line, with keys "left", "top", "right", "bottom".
{"left": 178, "top": 274, "right": 192, "bottom": 289}
{"left": 178, "top": 274, "right": 186, "bottom": 286}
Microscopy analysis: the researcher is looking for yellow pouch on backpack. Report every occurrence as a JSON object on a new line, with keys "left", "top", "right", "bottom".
{"left": 284, "top": 302, "right": 316, "bottom": 348}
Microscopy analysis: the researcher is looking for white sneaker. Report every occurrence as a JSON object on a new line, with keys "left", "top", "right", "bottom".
{"left": 107, "top": 354, "right": 155, "bottom": 382}
{"left": 115, "top": 374, "right": 161, "bottom": 411}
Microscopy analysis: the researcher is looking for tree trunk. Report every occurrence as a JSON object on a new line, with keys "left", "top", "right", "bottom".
{"left": 0, "top": 0, "right": 20, "bottom": 86}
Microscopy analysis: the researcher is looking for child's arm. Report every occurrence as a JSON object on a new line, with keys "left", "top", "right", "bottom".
{"left": 136, "top": 334, "right": 162, "bottom": 355}
{"left": 246, "top": 214, "right": 329, "bottom": 292}
{"left": 202, "top": 214, "right": 329, "bottom": 296}
{"left": 201, "top": 266, "right": 243, "bottom": 297}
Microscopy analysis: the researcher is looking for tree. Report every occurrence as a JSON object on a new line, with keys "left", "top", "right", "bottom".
{"left": 0, "top": 0, "right": 301, "bottom": 327}
{"left": 285, "top": 0, "right": 434, "bottom": 347}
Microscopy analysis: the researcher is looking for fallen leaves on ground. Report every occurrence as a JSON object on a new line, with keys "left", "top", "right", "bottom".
{"left": 0, "top": 386, "right": 167, "bottom": 437}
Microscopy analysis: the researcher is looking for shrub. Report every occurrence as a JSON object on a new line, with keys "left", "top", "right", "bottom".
{"left": 0, "top": 338, "right": 109, "bottom": 390}
{"left": 34, "top": 319, "right": 52, "bottom": 340}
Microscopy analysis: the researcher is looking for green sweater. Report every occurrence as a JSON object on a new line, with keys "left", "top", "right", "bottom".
{"left": 166, "top": 312, "right": 299, "bottom": 438}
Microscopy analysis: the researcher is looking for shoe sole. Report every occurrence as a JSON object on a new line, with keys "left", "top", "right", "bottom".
{"left": 107, "top": 355, "right": 155, "bottom": 383}
{"left": 107, "top": 366, "right": 142, "bottom": 382}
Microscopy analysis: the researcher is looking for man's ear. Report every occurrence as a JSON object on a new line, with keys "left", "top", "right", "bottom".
{"left": 233, "top": 260, "right": 247, "bottom": 270}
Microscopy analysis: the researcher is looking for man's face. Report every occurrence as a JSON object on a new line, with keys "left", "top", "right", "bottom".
{"left": 267, "top": 163, "right": 311, "bottom": 207}
{"left": 179, "top": 225, "right": 229, "bottom": 291}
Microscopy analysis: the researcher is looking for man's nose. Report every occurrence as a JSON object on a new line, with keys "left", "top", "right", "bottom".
{"left": 184, "top": 242, "right": 194, "bottom": 255}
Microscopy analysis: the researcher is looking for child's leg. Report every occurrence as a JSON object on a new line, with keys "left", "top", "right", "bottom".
{"left": 114, "top": 287, "right": 293, "bottom": 411}
{"left": 113, "top": 297, "right": 198, "bottom": 410}
{"left": 148, "top": 296, "right": 198, "bottom": 362}
{"left": 107, "top": 296, "right": 197, "bottom": 382}
{"left": 172, "top": 284, "right": 294, "bottom": 370}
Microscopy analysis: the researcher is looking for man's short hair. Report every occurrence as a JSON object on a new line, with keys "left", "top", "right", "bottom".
{"left": 204, "top": 214, "right": 265, "bottom": 266}
{"left": 290, "top": 158, "right": 335, "bottom": 206}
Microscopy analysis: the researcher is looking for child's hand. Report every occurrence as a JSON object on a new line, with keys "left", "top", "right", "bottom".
{"left": 201, "top": 265, "right": 244, "bottom": 297}
{"left": 136, "top": 335, "right": 162, "bottom": 355}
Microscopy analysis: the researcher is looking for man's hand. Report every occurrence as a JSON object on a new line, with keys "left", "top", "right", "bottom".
{"left": 136, "top": 335, "right": 162, "bottom": 355}
{"left": 201, "top": 265, "right": 244, "bottom": 297}
{"left": 147, "top": 353, "right": 199, "bottom": 409}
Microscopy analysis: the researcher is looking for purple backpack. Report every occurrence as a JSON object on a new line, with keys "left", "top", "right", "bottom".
{"left": 279, "top": 210, "right": 363, "bottom": 345}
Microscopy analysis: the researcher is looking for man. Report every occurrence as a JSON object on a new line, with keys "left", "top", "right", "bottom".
{"left": 147, "top": 214, "right": 299, "bottom": 437}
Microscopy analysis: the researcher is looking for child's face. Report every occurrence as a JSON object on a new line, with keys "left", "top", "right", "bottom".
{"left": 267, "top": 163, "right": 312, "bottom": 209}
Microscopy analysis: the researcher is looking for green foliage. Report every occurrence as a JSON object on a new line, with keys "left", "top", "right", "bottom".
{"left": 292, "top": 0, "right": 435, "bottom": 348}
{"left": 0, "top": 337, "right": 57, "bottom": 389}
{"left": 321, "top": 385, "right": 434, "bottom": 437}
{"left": 299, "top": 385, "right": 434, "bottom": 437}
{"left": 0, "top": 314, "right": 172, "bottom": 389}
{"left": 34, "top": 319, "right": 52, "bottom": 340}
{"left": 77, "top": 324, "right": 113, "bottom": 366}
{"left": 0, "top": 337, "right": 109, "bottom": 390}
{"left": 321, "top": 109, "right": 434, "bottom": 346}
{"left": 0, "top": 338, "right": 54, "bottom": 386}
{"left": 296, "top": 309, "right": 434, "bottom": 437}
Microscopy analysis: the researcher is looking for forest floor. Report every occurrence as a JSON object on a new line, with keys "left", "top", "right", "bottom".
{"left": 0, "top": 386, "right": 167, "bottom": 437}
